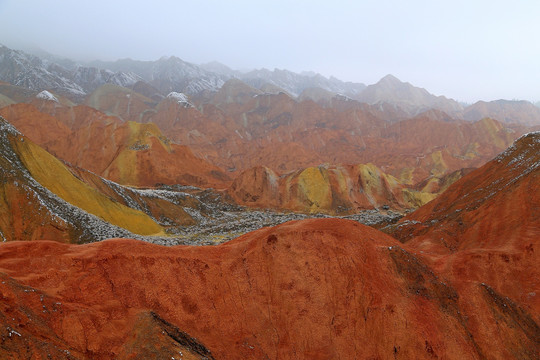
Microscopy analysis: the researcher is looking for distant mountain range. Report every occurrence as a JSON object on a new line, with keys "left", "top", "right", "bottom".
{"left": 0, "top": 45, "right": 140, "bottom": 99}
{"left": 1, "top": 44, "right": 540, "bottom": 125}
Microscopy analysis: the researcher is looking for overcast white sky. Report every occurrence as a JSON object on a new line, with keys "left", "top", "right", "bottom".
{"left": 0, "top": 0, "right": 538, "bottom": 103}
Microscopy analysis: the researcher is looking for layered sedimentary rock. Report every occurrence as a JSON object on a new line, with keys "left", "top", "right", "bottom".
{"left": 0, "top": 117, "right": 164, "bottom": 242}
{"left": 392, "top": 131, "right": 540, "bottom": 253}
{"left": 0, "top": 117, "right": 234, "bottom": 243}
{"left": 228, "top": 163, "right": 436, "bottom": 214}
{"left": 0, "top": 104, "right": 230, "bottom": 188}
{"left": 141, "top": 86, "right": 525, "bottom": 184}
{"left": 391, "top": 131, "right": 540, "bottom": 329}
{"left": 0, "top": 218, "right": 534, "bottom": 359}
{"left": 0, "top": 130, "right": 538, "bottom": 359}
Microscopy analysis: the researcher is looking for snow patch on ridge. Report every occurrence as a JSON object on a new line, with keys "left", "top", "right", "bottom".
{"left": 496, "top": 131, "right": 540, "bottom": 163}
{"left": 167, "top": 92, "right": 193, "bottom": 108}
{"left": 36, "top": 90, "right": 58, "bottom": 102}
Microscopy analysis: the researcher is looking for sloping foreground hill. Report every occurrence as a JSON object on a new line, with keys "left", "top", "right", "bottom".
{"left": 0, "top": 112, "right": 537, "bottom": 359}
{"left": 390, "top": 131, "right": 540, "bottom": 328}
{"left": 1, "top": 218, "right": 537, "bottom": 359}
{"left": 392, "top": 131, "right": 540, "bottom": 252}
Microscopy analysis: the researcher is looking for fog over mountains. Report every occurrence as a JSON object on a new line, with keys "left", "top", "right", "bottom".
{"left": 1, "top": 43, "right": 540, "bottom": 125}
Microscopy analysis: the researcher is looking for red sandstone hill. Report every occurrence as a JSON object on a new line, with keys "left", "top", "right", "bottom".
{"left": 391, "top": 131, "right": 540, "bottom": 319}
{"left": 0, "top": 218, "right": 537, "bottom": 359}
{"left": 0, "top": 131, "right": 538, "bottom": 358}
{"left": 0, "top": 116, "right": 235, "bottom": 243}
{"left": 54, "top": 81, "right": 529, "bottom": 189}
{"left": 227, "top": 163, "right": 436, "bottom": 214}
{"left": 0, "top": 103, "right": 230, "bottom": 188}
{"left": 140, "top": 83, "right": 526, "bottom": 182}
{"left": 1, "top": 83, "right": 533, "bottom": 214}
{"left": 368, "top": 111, "right": 522, "bottom": 184}
{"left": 0, "top": 102, "right": 72, "bottom": 144}
{"left": 462, "top": 99, "right": 540, "bottom": 126}
{"left": 223, "top": 111, "right": 526, "bottom": 213}
{"left": 0, "top": 116, "right": 166, "bottom": 242}
{"left": 392, "top": 131, "right": 540, "bottom": 253}
{"left": 2, "top": 88, "right": 529, "bottom": 213}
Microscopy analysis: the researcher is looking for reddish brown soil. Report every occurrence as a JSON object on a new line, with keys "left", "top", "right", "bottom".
{"left": 390, "top": 131, "right": 540, "bottom": 333}
{"left": 0, "top": 103, "right": 72, "bottom": 144}
{"left": 143, "top": 90, "right": 525, "bottom": 183}
{"left": 0, "top": 133, "right": 538, "bottom": 359}
{"left": 0, "top": 103, "right": 230, "bottom": 188}
{"left": 393, "top": 131, "right": 540, "bottom": 252}
{"left": 2, "top": 218, "right": 537, "bottom": 359}
{"left": 227, "top": 163, "right": 422, "bottom": 214}
{"left": 1, "top": 90, "right": 531, "bottom": 212}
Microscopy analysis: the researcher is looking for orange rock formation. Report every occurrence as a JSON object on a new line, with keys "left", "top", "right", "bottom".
{"left": 0, "top": 132, "right": 538, "bottom": 358}
{"left": 2, "top": 218, "right": 537, "bottom": 359}
{"left": 228, "top": 163, "right": 433, "bottom": 214}
{"left": 0, "top": 104, "right": 230, "bottom": 188}
{"left": 391, "top": 131, "right": 540, "bottom": 325}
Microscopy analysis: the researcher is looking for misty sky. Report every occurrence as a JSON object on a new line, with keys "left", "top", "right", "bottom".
{"left": 0, "top": 0, "right": 538, "bottom": 103}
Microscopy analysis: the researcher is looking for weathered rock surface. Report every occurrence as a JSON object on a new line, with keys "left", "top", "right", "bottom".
{"left": 228, "top": 163, "right": 434, "bottom": 214}
{"left": 0, "top": 117, "right": 165, "bottom": 242}
{"left": 142, "top": 88, "right": 525, "bottom": 185}
{"left": 0, "top": 103, "right": 231, "bottom": 189}
{"left": 389, "top": 131, "right": 540, "bottom": 334}
{"left": 1, "top": 218, "right": 536, "bottom": 359}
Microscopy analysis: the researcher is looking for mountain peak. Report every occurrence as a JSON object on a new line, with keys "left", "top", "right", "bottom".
{"left": 378, "top": 74, "right": 402, "bottom": 85}
{"left": 211, "top": 78, "right": 261, "bottom": 105}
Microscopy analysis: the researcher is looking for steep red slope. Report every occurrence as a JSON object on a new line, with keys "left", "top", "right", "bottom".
{"left": 0, "top": 103, "right": 72, "bottom": 144}
{"left": 0, "top": 103, "right": 230, "bottom": 188}
{"left": 0, "top": 116, "right": 238, "bottom": 243}
{"left": 0, "top": 117, "right": 169, "bottom": 242}
{"left": 26, "top": 81, "right": 527, "bottom": 194}
{"left": 50, "top": 120, "right": 230, "bottom": 188}
{"left": 393, "top": 131, "right": 540, "bottom": 252}
{"left": 2, "top": 219, "right": 536, "bottom": 359}
{"left": 391, "top": 131, "right": 540, "bottom": 319}
{"left": 363, "top": 112, "right": 522, "bottom": 184}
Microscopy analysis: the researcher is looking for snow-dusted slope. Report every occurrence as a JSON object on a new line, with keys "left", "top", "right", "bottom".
{"left": 91, "top": 58, "right": 366, "bottom": 98}
{"left": 0, "top": 45, "right": 142, "bottom": 99}
{"left": 201, "top": 61, "right": 367, "bottom": 98}
{"left": 0, "top": 45, "right": 85, "bottom": 97}
{"left": 357, "top": 74, "right": 463, "bottom": 116}
{"left": 239, "top": 68, "right": 366, "bottom": 98}
{"left": 89, "top": 56, "right": 228, "bottom": 95}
